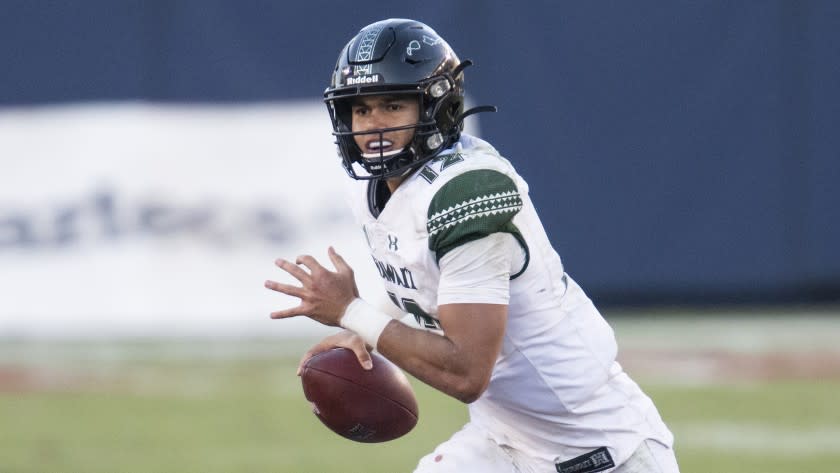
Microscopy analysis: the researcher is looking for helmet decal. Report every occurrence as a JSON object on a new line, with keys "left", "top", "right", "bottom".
{"left": 353, "top": 26, "right": 384, "bottom": 75}
{"left": 423, "top": 35, "right": 442, "bottom": 46}
{"left": 406, "top": 40, "right": 421, "bottom": 57}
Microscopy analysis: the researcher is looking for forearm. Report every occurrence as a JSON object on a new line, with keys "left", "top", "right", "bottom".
{"left": 375, "top": 302, "right": 506, "bottom": 403}
{"left": 376, "top": 320, "right": 480, "bottom": 403}
{"left": 338, "top": 297, "right": 506, "bottom": 403}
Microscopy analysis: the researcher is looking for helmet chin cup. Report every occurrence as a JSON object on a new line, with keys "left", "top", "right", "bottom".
{"left": 332, "top": 120, "right": 438, "bottom": 180}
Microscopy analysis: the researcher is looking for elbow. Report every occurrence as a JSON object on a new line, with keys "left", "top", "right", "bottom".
{"left": 456, "top": 389, "right": 483, "bottom": 404}
{"left": 451, "top": 375, "right": 491, "bottom": 404}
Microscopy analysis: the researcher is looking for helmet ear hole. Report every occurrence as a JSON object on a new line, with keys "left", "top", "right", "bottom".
{"left": 330, "top": 99, "right": 354, "bottom": 133}
{"left": 449, "top": 98, "right": 462, "bottom": 123}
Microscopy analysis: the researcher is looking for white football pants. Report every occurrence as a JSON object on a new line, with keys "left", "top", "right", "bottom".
{"left": 413, "top": 423, "right": 680, "bottom": 473}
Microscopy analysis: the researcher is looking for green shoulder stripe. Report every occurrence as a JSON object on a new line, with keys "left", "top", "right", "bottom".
{"left": 427, "top": 169, "right": 523, "bottom": 260}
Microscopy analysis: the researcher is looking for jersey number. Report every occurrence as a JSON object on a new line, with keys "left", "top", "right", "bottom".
{"left": 418, "top": 153, "right": 465, "bottom": 184}
{"left": 387, "top": 291, "right": 442, "bottom": 330}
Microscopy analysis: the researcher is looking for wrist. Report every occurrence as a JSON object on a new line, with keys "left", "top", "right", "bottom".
{"left": 339, "top": 298, "right": 392, "bottom": 350}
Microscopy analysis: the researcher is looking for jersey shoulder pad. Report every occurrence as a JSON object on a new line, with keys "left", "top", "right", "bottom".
{"left": 426, "top": 168, "right": 523, "bottom": 261}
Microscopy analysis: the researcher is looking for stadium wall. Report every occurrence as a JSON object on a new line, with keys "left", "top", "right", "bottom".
{"left": 1, "top": 2, "right": 838, "bottom": 334}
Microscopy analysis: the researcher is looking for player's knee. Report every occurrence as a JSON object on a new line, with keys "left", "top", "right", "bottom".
{"left": 413, "top": 425, "right": 514, "bottom": 473}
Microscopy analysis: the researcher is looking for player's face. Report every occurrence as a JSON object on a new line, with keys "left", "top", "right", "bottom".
{"left": 351, "top": 95, "right": 419, "bottom": 158}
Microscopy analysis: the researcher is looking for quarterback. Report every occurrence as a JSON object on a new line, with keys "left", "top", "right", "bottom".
{"left": 266, "top": 19, "right": 680, "bottom": 473}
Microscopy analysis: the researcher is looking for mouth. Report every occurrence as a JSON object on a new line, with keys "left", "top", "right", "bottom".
{"left": 361, "top": 139, "right": 403, "bottom": 159}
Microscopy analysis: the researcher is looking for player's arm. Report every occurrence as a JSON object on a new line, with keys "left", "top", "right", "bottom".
{"left": 373, "top": 168, "right": 525, "bottom": 402}
{"left": 347, "top": 231, "right": 522, "bottom": 403}
{"left": 376, "top": 227, "right": 521, "bottom": 403}
{"left": 267, "top": 233, "right": 519, "bottom": 404}
{"left": 376, "top": 302, "right": 506, "bottom": 403}
{"left": 267, "top": 169, "right": 525, "bottom": 402}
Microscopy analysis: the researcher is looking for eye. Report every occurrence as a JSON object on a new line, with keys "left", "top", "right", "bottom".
{"left": 386, "top": 102, "right": 403, "bottom": 112}
{"left": 352, "top": 106, "right": 369, "bottom": 116}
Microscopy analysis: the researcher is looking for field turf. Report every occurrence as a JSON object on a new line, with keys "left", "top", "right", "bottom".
{"left": 2, "top": 316, "right": 838, "bottom": 472}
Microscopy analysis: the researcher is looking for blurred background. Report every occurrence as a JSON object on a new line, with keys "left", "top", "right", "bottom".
{"left": 1, "top": 1, "right": 839, "bottom": 472}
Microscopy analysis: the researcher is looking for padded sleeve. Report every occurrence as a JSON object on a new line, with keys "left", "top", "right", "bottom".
{"left": 426, "top": 169, "right": 523, "bottom": 262}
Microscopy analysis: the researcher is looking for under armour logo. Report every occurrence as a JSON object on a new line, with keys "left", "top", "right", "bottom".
{"left": 387, "top": 234, "right": 399, "bottom": 251}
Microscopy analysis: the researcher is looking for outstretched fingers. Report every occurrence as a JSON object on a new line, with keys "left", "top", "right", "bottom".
{"left": 264, "top": 279, "right": 306, "bottom": 298}
{"left": 267, "top": 250, "right": 354, "bottom": 326}
{"left": 328, "top": 246, "right": 360, "bottom": 297}
{"left": 274, "top": 258, "right": 312, "bottom": 284}
{"left": 295, "top": 254, "right": 326, "bottom": 274}
{"left": 265, "top": 280, "right": 310, "bottom": 319}
{"left": 270, "top": 305, "right": 307, "bottom": 320}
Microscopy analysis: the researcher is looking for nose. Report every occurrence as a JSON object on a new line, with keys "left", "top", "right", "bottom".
{"left": 362, "top": 109, "right": 387, "bottom": 131}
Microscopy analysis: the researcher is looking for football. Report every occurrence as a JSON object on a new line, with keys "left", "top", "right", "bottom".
{"left": 300, "top": 347, "right": 419, "bottom": 443}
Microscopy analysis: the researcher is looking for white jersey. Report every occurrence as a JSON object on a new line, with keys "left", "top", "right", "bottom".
{"left": 347, "top": 134, "right": 673, "bottom": 467}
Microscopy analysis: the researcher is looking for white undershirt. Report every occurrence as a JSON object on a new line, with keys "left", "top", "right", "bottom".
{"left": 437, "top": 232, "right": 526, "bottom": 306}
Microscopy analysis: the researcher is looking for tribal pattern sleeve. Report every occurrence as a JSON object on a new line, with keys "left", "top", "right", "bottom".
{"left": 427, "top": 169, "right": 524, "bottom": 262}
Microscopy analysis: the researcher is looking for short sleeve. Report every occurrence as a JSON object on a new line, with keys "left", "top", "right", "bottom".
{"left": 437, "top": 232, "right": 526, "bottom": 305}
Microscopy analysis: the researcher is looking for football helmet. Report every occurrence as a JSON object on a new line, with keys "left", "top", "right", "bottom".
{"left": 324, "top": 19, "right": 495, "bottom": 180}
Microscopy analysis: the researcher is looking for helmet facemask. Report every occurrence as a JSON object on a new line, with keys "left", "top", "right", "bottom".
{"left": 326, "top": 75, "right": 464, "bottom": 180}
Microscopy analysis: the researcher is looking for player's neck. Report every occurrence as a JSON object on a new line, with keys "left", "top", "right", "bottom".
{"left": 385, "top": 176, "right": 406, "bottom": 193}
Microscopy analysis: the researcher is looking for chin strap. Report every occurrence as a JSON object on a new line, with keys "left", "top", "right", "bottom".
{"left": 455, "top": 105, "right": 497, "bottom": 127}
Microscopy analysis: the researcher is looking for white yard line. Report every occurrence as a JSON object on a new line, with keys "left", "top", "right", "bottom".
{"left": 673, "top": 422, "right": 840, "bottom": 454}
{"left": 609, "top": 313, "right": 840, "bottom": 353}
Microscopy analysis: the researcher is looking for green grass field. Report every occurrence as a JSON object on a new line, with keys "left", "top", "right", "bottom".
{"left": 2, "top": 315, "right": 839, "bottom": 472}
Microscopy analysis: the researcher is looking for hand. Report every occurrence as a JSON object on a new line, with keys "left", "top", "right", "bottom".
{"left": 265, "top": 246, "right": 359, "bottom": 327}
{"left": 296, "top": 330, "right": 373, "bottom": 375}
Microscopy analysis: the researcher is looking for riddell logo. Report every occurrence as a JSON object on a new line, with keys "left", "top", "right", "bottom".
{"left": 346, "top": 74, "right": 381, "bottom": 85}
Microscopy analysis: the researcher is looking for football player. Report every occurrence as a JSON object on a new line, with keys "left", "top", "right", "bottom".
{"left": 266, "top": 18, "right": 680, "bottom": 473}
